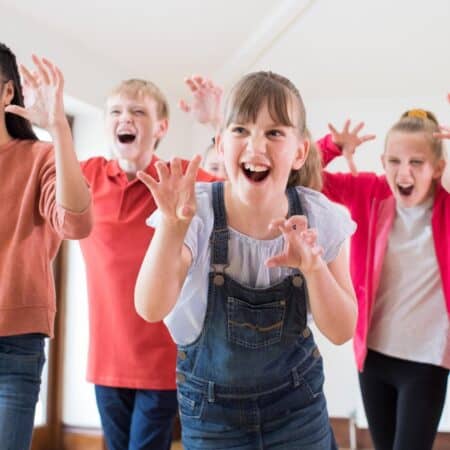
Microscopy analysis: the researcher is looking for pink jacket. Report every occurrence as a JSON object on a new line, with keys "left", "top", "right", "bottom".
{"left": 318, "top": 134, "right": 450, "bottom": 370}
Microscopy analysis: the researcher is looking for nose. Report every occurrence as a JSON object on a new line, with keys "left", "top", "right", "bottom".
{"left": 119, "top": 111, "right": 132, "bottom": 123}
{"left": 398, "top": 162, "right": 412, "bottom": 177}
{"left": 247, "top": 134, "right": 266, "bottom": 154}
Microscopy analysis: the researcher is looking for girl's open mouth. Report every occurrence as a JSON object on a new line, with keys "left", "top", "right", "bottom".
{"left": 241, "top": 163, "right": 270, "bottom": 182}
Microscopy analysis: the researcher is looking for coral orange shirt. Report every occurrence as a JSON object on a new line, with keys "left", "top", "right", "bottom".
{"left": 0, "top": 139, "right": 92, "bottom": 337}
{"left": 80, "top": 155, "right": 215, "bottom": 389}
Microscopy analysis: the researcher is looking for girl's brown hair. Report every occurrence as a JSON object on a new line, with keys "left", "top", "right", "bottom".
{"left": 223, "top": 71, "right": 322, "bottom": 190}
{"left": 386, "top": 109, "right": 443, "bottom": 161}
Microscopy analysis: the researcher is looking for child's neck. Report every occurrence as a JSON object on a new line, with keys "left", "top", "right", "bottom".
{"left": 224, "top": 184, "right": 289, "bottom": 240}
{"left": 0, "top": 118, "right": 12, "bottom": 147}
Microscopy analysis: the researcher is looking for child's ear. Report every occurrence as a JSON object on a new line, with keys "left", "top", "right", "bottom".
{"left": 2, "top": 80, "right": 14, "bottom": 107}
{"left": 292, "top": 138, "right": 309, "bottom": 170}
{"left": 433, "top": 158, "right": 446, "bottom": 180}
{"left": 155, "top": 118, "right": 169, "bottom": 140}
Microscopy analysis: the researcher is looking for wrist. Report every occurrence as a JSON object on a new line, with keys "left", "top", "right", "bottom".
{"left": 299, "top": 258, "right": 327, "bottom": 277}
{"left": 48, "top": 116, "right": 71, "bottom": 138}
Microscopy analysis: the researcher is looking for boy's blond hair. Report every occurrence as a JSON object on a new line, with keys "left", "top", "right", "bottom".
{"left": 109, "top": 79, "right": 170, "bottom": 121}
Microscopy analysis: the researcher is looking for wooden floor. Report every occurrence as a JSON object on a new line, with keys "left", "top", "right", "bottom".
{"left": 171, "top": 442, "right": 183, "bottom": 450}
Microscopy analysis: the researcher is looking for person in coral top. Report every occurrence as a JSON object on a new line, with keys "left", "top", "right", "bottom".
{"left": 0, "top": 43, "right": 92, "bottom": 450}
{"left": 79, "top": 76, "right": 218, "bottom": 450}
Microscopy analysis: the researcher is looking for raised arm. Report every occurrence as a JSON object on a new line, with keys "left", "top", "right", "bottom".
{"left": 134, "top": 156, "right": 201, "bottom": 322}
{"left": 6, "top": 56, "right": 90, "bottom": 213}
{"left": 266, "top": 216, "right": 357, "bottom": 345}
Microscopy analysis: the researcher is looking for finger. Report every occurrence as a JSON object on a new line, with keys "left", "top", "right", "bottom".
{"left": 327, "top": 123, "right": 338, "bottom": 136}
{"left": 4, "top": 104, "right": 29, "bottom": 120}
{"left": 301, "top": 228, "right": 318, "bottom": 245}
{"left": 41, "top": 58, "right": 57, "bottom": 85}
{"left": 269, "top": 218, "right": 286, "bottom": 231}
{"left": 32, "top": 54, "right": 51, "bottom": 85}
{"left": 343, "top": 119, "right": 351, "bottom": 134}
{"left": 170, "top": 157, "right": 182, "bottom": 179}
{"left": 53, "top": 64, "right": 64, "bottom": 92}
{"left": 286, "top": 215, "right": 308, "bottom": 232}
{"left": 351, "top": 122, "right": 364, "bottom": 135}
{"left": 185, "top": 154, "right": 202, "bottom": 181}
{"left": 265, "top": 253, "right": 288, "bottom": 268}
{"left": 434, "top": 132, "right": 450, "bottom": 140}
{"left": 154, "top": 160, "right": 170, "bottom": 182}
{"left": 19, "top": 64, "right": 38, "bottom": 89}
{"left": 192, "top": 75, "right": 207, "bottom": 89}
{"left": 137, "top": 170, "right": 158, "bottom": 191}
{"left": 185, "top": 77, "right": 198, "bottom": 92}
{"left": 178, "top": 99, "right": 191, "bottom": 113}
{"left": 360, "top": 134, "right": 376, "bottom": 143}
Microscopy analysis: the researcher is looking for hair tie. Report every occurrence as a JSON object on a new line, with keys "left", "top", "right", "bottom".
{"left": 406, "top": 109, "right": 428, "bottom": 119}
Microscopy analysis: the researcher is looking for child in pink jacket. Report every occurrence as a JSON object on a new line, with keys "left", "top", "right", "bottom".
{"left": 319, "top": 103, "right": 450, "bottom": 450}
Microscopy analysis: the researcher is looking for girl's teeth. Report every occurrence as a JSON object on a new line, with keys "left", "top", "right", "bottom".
{"left": 244, "top": 163, "right": 267, "bottom": 172}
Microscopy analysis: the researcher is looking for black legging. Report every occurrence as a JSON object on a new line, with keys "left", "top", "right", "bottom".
{"left": 359, "top": 350, "right": 449, "bottom": 450}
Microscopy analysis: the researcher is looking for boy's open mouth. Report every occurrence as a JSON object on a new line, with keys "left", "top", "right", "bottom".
{"left": 397, "top": 184, "right": 414, "bottom": 196}
{"left": 241, "top": 163, "right": 270, "bottom": 182}
{"left": 117, "top": 133, "right": 136, "bottom": 144}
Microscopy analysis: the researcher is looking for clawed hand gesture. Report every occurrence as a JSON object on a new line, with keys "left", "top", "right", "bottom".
{"left": 6, "top": 55, "right": 65, "bottom": 133}
{"left": 137, "top": 155, "right": 202, "bottom": 224}
{"left": 328, "top": 120, "right": 376, "bottom": 175}
{"left": 265, "top": 216, "right": 324, "bottom": 274}
{"left": 178, "top": 75, "right": 223, "bottom": 127}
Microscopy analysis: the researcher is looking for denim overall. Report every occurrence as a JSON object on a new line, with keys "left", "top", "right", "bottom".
{"left": 177, "top": 182, "right": 337, "bottom": 449}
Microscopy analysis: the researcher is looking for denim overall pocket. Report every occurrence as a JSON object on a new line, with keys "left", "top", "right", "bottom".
{"left": 227, "top": 297, "right": 286, "bottom": 349}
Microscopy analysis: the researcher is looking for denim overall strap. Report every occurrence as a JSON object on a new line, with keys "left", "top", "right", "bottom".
{"left": 210, "top": 182, "right": 229, "bottom": 272}
{"left": 287, "top": 186, "right": 304, "bottom": 217}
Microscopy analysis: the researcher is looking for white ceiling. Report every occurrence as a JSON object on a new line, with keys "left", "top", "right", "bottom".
{"left": 1, "top": 0, "right": 450, "bottom": 109}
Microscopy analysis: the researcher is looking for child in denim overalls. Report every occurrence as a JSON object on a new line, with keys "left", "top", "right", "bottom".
{"left": 135, "top": 71, "right": 357, "bottom": 449}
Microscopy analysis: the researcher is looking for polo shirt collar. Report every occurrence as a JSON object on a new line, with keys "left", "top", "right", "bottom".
{"left": 106, "top": 154, "right": 161, "bottom": 179}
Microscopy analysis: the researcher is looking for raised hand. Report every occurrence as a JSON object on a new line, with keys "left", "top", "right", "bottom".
{"left": 328, "top": 120, "right": 376, "bottom": 175}
{"left": 435, "top": 125, "right": 450, "bottom": 140}
{"left": 137, "top": 155, "right": 202, "bottom": 224}
{"left": 5, "top": 55, "right": 65, "bottom": 133}
{"left": 178, "top": 75, "right": 223, "bottom": 127}
{"left": 265, "top": 216, "right": 324, "bottom": 274}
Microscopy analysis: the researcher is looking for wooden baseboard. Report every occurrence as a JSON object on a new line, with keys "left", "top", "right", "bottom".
{"left": 62, "top": 425, "right": 105, "bottom": 450}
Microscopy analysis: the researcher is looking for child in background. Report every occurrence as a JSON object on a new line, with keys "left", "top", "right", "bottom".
{"left": 202, "top": 140, "right": 227, "bottom": 179}
{"left": 78, "top": 77, "right": 217, "bottom": 450}
{"left": 135, "top": 71, "right": 357, "bottom": 449}
{"left": 319, "top": 102, "right": 450, "bottom": 450}
{"left": 0, "top": 44, "right": 92, "bottom": 450}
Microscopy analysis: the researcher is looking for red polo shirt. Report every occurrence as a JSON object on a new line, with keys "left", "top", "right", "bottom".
{"left": 80, "top": 155, "right": 215, "bottom": 389}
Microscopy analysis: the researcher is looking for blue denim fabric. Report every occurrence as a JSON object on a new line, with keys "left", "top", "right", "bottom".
{"left": 0, "top": 334, "right": 45, "bottom": 450}
{"left": 95, "top": 385, "right": 178, "bottom": 450}
{"left": 177, "top": 182, "right": 337, "bottom": 449}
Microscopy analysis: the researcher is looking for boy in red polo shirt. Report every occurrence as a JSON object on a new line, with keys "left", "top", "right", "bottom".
{"left": 79, "top": 78, "right": 217, "bottom": 450}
